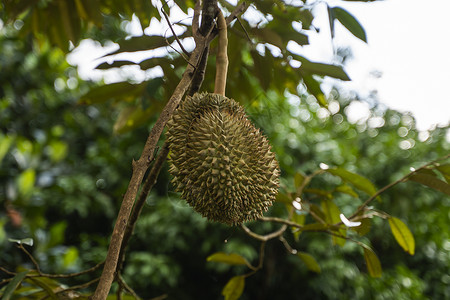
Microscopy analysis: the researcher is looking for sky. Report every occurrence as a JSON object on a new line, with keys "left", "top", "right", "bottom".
{"left": 298, "top": 0, "right": 450, "bottom": 131}
{"left": 68, "top": 0, "right": 450, "bottom": 132}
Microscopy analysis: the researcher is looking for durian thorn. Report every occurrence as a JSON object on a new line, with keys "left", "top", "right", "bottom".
{"left": 214, "top": 10, "right": 228, "bottom": 96}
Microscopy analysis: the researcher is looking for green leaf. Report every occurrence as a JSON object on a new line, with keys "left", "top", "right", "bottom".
{"left": 104, "top": 33, "right": 188, "bottom": 56}
{"left": 113, "top": 105, "right": 155, "bottom": 135}
{"left": 79, "top": 81, "right": 146, "bottom": 105}
{"left": 95, "top": 60, "right": 137, "bottom": 70}
{"left": 321, "top": 200, "right": 346, "bottom": 246}
{"left": 1, "top": 270, "right": 29, "bottom": 300}
{"left": 47, "top": 141, "right": 68, "bottom": 162}
{"left": 304, "top": 188, "right": 332, "bottom": 199}
{"left": 299, "top": 70, "right": 327, "bottom": 107}
{"left": 298, "top": 223, "right": 328, "bottom": 232}
{"left": 363, "top": 247, "right": 382, "bottom": 278}
{"left": 327, "top": 4, "right": 335, "bottom": 38}
{"left": 309, "top": 204, "right": 326, "bottom": 221}
{"left": 222, "top": 276, "right": 245, "bottom": 300}
{"left": 0, "top": 133, "right": 14, "bottom": 165}
{"left": 78, "top": 0, "right": 102, "bottom": 26}
{"left": 388, "top": 217, "right": 415, "bottom": 255}
{"left": 409, "top": 172, "right": 450, "bottom": 196}
{"left": 250, "top": 49, "right": 272, "bottom": 91}
{"left": 334, "top": 184, "right": 359, "bottom": 198}
{"left": 352, "top": 218, "right": 371, "bottom": 236}
{"left": 295, "top": 55, "right": 350, "bottom": 81}
{"left": 48, "top": 222, "right": 67, "bottom": 249}
{"left": 17, "top": 169, "right": 36, "bottom": 198}
{"left": 436, "top": 164, "right": 450, "bottom": 183}
{"left": 297, "top": 252, "right": 321, "bottom": 273}
{"left": 326, "top": 168, "right": 377, "bottom": 197}
{"left": 63, "top": 247, "right": 79, "bottom": 267}
{"left": 275, "top": 192, "right": 292, "bottom": 205}
{"left": 332, "top": 7, "right": 367, "bottom": 42}
{"left": 298, "top": 8, "right": 314, "bottom": 29}
{"left": 292, "top": 212, "right": 306, "bottom": 240}
{"left": 250, "top": 27, "right": 283, "bottom": 49}
{"left": 206, "top": 252, "right": 249, "bottom": 266}
{"left": 294, "top": 172, "right": 306, "bottom": 190}
{"left": 27, "top": 277, "right": 59, "bottom": 299}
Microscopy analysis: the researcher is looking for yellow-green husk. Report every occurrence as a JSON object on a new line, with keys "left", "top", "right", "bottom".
{"left": 166, "top": 93, "right": 279, "bottom": 225}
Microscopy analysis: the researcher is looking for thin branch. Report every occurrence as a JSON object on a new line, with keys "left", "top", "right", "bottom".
{"left": 116, "top": 143, "right": 170, "bottom": 274}
{"left": 161, "top": 7, "right": 190, "bottom": 57}
{"left": 240, "top": 224, "right": 287, "bottom": 242}
{"left": 0, "top": 266, "right": 16, "bottom": 276}
{"left": 258, "top": 216, "right": 302, "bottom": 229}
{"left": 18, "top": 244, "right": 41, "bottom": 273}
{"left": 225, "top": 2, "right": 248, "bottom": 25}
{"left": 117, "top": 273, "right": 141, "bottom": 300}
{"left": 56, "top": 278, "right": 100, "bottom": 294}
{"left": 346, "top": 153, "right": 450, "bottom": 223}
{"left": 243, "top": 241, "right": 266, "bottom": 278}
{"left": 235, "top": 17, "right": 252, "bottom": 43}
{"left": 36, "top": 262, "right": 103, "bottom": 279}
{"left": 279, "top": 236, "right": 297, "bottom": 254}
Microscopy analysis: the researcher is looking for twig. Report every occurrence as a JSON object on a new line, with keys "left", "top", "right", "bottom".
{"left": 240, "top": 224, "right": 287, "bottom": 242}
{"left": 117, "top": 273, "right": 141, "bottom": 300}
{"left": 225, "top": 2, "right": 248, "bottom": 25}
{"left": 279, "top": 236, "right": 297, "bottom": 254}
{"left": 161, "top": 7, "right": 190, "bottom": 57}
{"left": 0, "top": 266, "right": 16, "bottom": 276}
{"left": 243, "top": 241, "right": 266, "bottom": 278}
{"left": 35, "top": 261, "right": 103, "bottom": 279}
{"left": 258, "top": 216, "right": 302, "bottom": 229}
{"left": 235, "top": 17, "right": 252, "bottom": 43}
{"left": 56, "top": 278, "right": 100, "bottom": 294}
{"left": 18, "top": 244, "right": 41, "bottom": 274}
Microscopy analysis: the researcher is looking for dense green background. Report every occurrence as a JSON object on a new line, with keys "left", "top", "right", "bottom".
{"left": 1, "top": 1, "right": 449, "bottom": 299}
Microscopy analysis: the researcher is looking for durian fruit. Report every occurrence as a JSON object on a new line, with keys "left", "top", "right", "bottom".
{"left": 166, "top": 92, "right": 279, "bottom": 225}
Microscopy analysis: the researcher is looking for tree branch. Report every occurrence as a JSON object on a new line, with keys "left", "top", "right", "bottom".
{"left": 91, "top": 13, "right": 214, "bottom": 300}
{"left": 199, "top": 0, "right": 218, "bottom": 37}
{"left": 116, "top": 143, "right": 170, "bottom": 274}
{"left": 188, "top": 45, "right": 209, "bottom": 96}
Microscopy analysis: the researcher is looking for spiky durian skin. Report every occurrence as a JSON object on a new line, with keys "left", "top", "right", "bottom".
{"left": 166, "top": 93, "right": 279, "bottom": 225}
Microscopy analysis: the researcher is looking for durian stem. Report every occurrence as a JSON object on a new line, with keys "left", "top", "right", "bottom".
{"left": 214, "top": 10, "right": 228, "bottom": 96}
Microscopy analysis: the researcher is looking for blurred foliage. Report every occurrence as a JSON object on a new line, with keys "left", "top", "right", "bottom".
{"left": 1, "top": 0, "right": 450, "bottom": 299}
